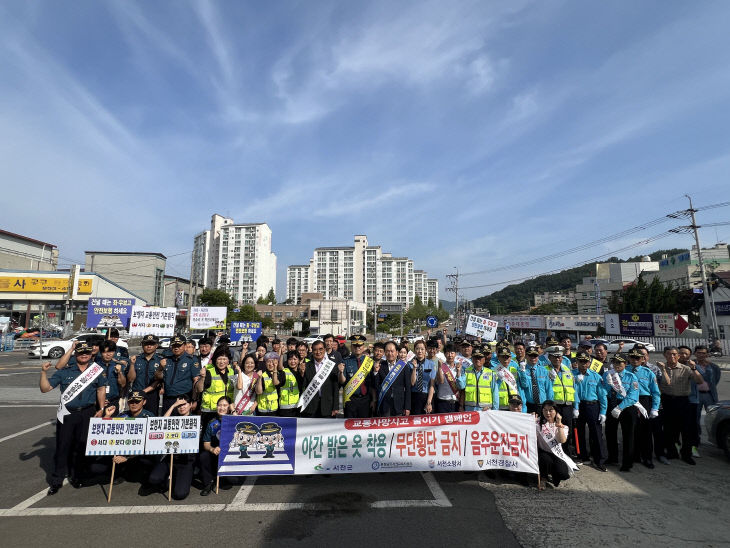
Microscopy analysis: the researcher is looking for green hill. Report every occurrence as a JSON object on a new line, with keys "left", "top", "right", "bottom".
{"left": 471, "top": 248, "right": 687, "bottom": 314}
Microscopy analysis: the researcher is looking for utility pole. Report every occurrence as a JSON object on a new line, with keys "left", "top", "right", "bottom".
{"left": 446, "top": 268, "right": 460, "bottom": 334}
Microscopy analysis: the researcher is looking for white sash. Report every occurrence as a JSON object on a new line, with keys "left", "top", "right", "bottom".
{"left": 538, "top": 422, "right": 578, "bottom": 474}
{"left": 233, "top": 373, "right": 258, "bottom": 414}
{"left": 57, "top": 363, "right": 104, "bottom": 423}
{"left": 297, "top": 358, "right": 336, "bottom": 410}
{"left": 497, "top": 365, "right": 518, "bottom": 393}
{"left": 606, "top": 370, "right": 627, "bottom": 397}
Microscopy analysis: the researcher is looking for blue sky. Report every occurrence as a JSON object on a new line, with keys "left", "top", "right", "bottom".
{"left": 2, "top": 1, "right": 730, "bottom": 301}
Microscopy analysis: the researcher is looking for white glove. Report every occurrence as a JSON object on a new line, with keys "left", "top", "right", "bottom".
{"left": 598, "top": 414, "right": 606, "bottom": 425}
{"left": 576, "top": 374, "right": 584, "bottom": 382}
{"left": 573, "top": 408, "right": 579, "bottom": 419}
{"left": 611, "top": 407, "right": 621, "bottom": 419}
{"left": 650, "top": 409, "right": 659, "bottom": 418}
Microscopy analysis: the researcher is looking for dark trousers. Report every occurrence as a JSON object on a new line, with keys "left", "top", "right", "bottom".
{"left": 143, "top": 390, "right": 160, "bottom": 415}
{"left": 344, "top": 396, "right": 371, "bottom": 418}
{"left": 687, "top": 402, "right": 699, "bottom": 448}
{"left": 634, "top": 395, "right": 655, "bottom": 463}
{"left": 51, "top": 406, "right": 96, "bottom": 486}
{"left": 526, "top": 402, "right": 541, "bottom": 414}
{"left": 199, "top": 450, "right": 219, "bottom": 486}
{"left": 661, "top": 394, "right": 692, "bottom": 458}
{"left": 576, "top": 401, "right": 606, "bottom": 464}
{"left": 89, "top": 455, "right": 155, "bottom": 483}
{"left": 606, "top": 405, "right": 637, "bottom": 468}
{"left": 435, "top": 399, "right": 457, "bottom": 414}
{"left": 555, "top": 403, "right": 575, "bottom": 456}
{"left": 538, "top": 449, "right": 571, "bottom": 485}
{"left": 149, "top": 455, "right": 194, "bottom": 500}
{"left": 278, "top": 408, "right": 299, "bottom": 417}
{"left": 411, "top": 392, "right": 428, "bottom": 415}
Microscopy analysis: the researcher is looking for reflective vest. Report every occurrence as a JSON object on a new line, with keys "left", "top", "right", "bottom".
{"left": 257, "top": 373, "right": 279, "bottom": 412}
{"left": 546, "top": 365, "right": 575, "bottom": 404}
{"left": 201, "top": 364, "right": 235, "bottom": 411}
{"left": 279, "top": 369, "right": 300, "bottom": 409}
{"left": 464, "top": 368, "right": 494, "bottom": 407}
{"left": 497, "top": 365, "right": 520, "bottom": 408}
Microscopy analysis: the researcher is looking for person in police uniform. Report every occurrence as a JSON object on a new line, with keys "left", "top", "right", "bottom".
{"left": 602, "top": 353, "right": 640, "bottom": 471}
{"left": 573, "top": 350, "right": 608, "bottom": 471}
{"left": 126, "top": 334, "right": 165, "bottom": 415}
{"left": 107, "top": 328, "right": 129, "bottom": 361}
{"left": 627, "top": 345, "right": 661, "bottom": 468}
{"left": 518, "top": 346, "right": 554, "bottom": 414}
{"left": 40, "top": 341, "right": 107, "bottom": 495}
{"left": 545, "top": 345, "right": 580, "bottom": 457}
{"left": 96, "top": 340, "right": 127, "bottom": 409}
{"left": 339, "top": 335, "right": 376, "bottom": 418}
{"left": 161, "top": 335, "right": 201, "bottom": 414}
{"left": 463, "top": 347, "right": 499, "bottom": 411}
{"left": 492, "top": 346, "right": 525, "bottom": 411}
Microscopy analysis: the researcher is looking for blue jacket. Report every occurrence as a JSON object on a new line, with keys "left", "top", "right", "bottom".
{"left": 627, "top": 365, "right": 661, "bottom": 411}
{"left": 574, "top": 369, "right": 607, "bottom": 415}
{"left": 602, "top": 369, "right": 639, "bottom": 410}
{"left": 162, "top": 353, "right": 201, "bottom": 397}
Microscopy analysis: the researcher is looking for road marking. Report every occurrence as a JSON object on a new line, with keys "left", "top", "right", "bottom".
{"left": 227, "top": 476, "right": 257, "bottom": 509}
{"left": 372, "top": 472, "right": 452, "bottom": 508}
{"left": 0, "top": 405, "right": 57, "bottom": 408}
{"left": 0, "top": 372, "right": 39, "bottom": 376}
{"left": 11, "top": 480, "right": 68, "bottom": 511}
{"left": 0, "top": 421, "right": 54, "bottom": 444}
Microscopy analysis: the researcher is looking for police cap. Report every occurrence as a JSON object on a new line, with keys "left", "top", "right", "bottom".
{"left": 472, "top": 348, "right": 485, "bottom": 358}
{"left": 170, "top": 335, "right": 186, "bottom": 347}
{"left": 497, "top": 347, "right": 512, "bottom": 358}
{"left": 526, "top": 347, "right": 540, "bottom": 357}
{"left": 545, "top": 336, "right": 559, "bottom": 347}
{"left": 575, "top": 351, "right": 590, "bottom": 362}
{"left": 128, "top": 390, "right": 146, "bottom": 402}
{"left": 141, "top": 334, "right": 159, "bottom": 345}
{"left": 259, "top": 422, "right": 282, "bottom": 435}
{"left": 611, "top": 353, "right": 628, "bottom": 364}
{"left": 578, "top": 339, "right": 592, "bottom": 348}
{"left": 236, "top": 422, "right": 259, "bottom": 436}
{"left": 628, "top": 347, "right": 644, "bottom": 358}
{"left": 349, "top": 334, "right": 367, "bottom": 346}
{"left": 74, "top": 341, "right": 93, "bottom": 354}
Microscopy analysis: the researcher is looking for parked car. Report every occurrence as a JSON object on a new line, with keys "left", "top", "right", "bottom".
{"left": 28, "top": 332, "right": 129, "bottom": 359}
{"left": 302, "top": 336, "right": 323, "bottom": 345}
{"left": 606, "top": 338, "right": 656, "bottom": 353}
{"left": 705, "top": 401, "right": 730, "bottom": 460}
{"left": 158, "top": 337, "right": 171, "bottom": 349}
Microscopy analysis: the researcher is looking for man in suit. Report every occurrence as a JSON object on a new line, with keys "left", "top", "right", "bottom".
{"left": 297, "top": 339, "right": 340, "bottom": 418}
{"left": 374, "top": 340, "right": 411, "bottom": 417}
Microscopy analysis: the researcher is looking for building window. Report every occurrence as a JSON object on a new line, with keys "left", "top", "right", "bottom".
{"left": 331, "top": 309, "right": 338, "bottom": 322}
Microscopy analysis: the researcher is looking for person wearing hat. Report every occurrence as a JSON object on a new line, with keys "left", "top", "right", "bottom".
{"left": 574, "top": 351, "right": 608, "bottom": 471}
{"left": 40, "top": 341, "right": 107, "bottom": 495}
{"left": 626, "top": 345, "right": 661, "bottom": 468}
{"left": 160, "top": 335, "right": 201, "bottom": 414}
{"left": 462, "top": 347, "right": 499, "bottom": 412}
{"left": 339, "top": 335, "right": 376, "bottom": 418}
{"left": 492, "top": 346, "right": 525, "bottom": 412}
{"left": 518, "top": 346, "right": 554, "bottom": 414}
{"left": 107, "top": 327, "right": 129, "bottom": 361}
{"left": 602, "top": 353, "right": 640, "bottom": 471}
{"left": 127, "top": 334, "right": 166, "bottom": 415}
{"left": 460, "top": 339, "right": 474, "bottom": 360}
{"left": 96, "top": 340, "right": 127, "bottom": 410}
{"left": 539, "top": 336, "right": 572, "bottom": 369}
{"left": 408, "top": 339, "right": 435, "bottom": 415}
{"left": 427, "top": 343, "right": 464, "bottom": 414}
{"left": 544, "top": 345, "right": 580, "bottom": 457}
{"left": 508, "top": 394, "right": 523, "bottom": 413}
{"left": 256, "top": 352, "right": 282, "bottom": 416}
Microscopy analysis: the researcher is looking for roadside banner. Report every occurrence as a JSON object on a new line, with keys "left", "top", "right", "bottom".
{"left": 85, "top": 417, "right": 147, "bottom": 456}
{"left": 230, "top": 321, "right": 263, "bottom": 343}
{"left": 217, "top": 411, "right": 538, "bottom": 476}
{"left": 465, "top": 315, "right": 498, "bottom": 340}
{"left": 145, "top": 416, "right": 201, "bottom": 454}
{"left": 129, "top": 306, "right": 177, "bottom": 337}
{"left": 86, "top": 298, "right": 135, "bottom": 328}
{"left": 619, "top": 313, "right": 655, "bottom": 337}
{"left": 190, "top": 306, "right": 227, "bottom": 330}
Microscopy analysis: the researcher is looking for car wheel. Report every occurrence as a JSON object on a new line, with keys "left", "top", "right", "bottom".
{"left": 719, "top": 423, "right": 730, "bottom": 460}
{"left": 48, "top": 347, "right": 65, "bottom": 359}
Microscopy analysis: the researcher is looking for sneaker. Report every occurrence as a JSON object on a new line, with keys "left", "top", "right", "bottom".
{"left": 691, "top": 446, "right": 701, "bottom": 458}
{"left": 657, "top": 456, "right": 670, "bottom": 465}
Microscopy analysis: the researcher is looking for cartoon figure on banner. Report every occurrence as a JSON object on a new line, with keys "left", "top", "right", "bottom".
{"left": 231, "top": 422, "right": 259, "bottom": 459}
{"left": 165, "top": 441, "right": 172, "bottom": 454}
{"left": 259, "top": 422, "right": 284, "bottom": 458}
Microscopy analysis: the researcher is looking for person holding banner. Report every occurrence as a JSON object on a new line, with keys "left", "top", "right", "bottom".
{"left": 375, "top": 341, "right": 412, "bottom": 417}
{"left": 518, "top": 346, "right": 554, "bottom": 414}
{"left": 233, "top": 355, "right": 259, "bottom": 415}
{"left": 536, "top": 401, "right": 578, "bottom": 490}
{"left": 602, "top": 354, "right": 640, "bottom": 471}
{"left": 255, "top": 352, "right": 282, "bottom": 416}
{"left": 40, "top": 341, "right": 107, "bottom": 495}
{"left": 463, "top": 347, "right": 499, "bottom": 412}
{"left": 278, "top": 351, "right": 301, "bottom": 417}
{"left": 197, "top": 347, "right": 239, "bottom": 429}
{"left": 298, "top": 340, "right": 340, "bottom": 418}
{"left": 97, "top": 340, "right": 127, "bottom": 409}
{"left": 127, "top": 334, "right": 166, "bottom": 415}
{"left": 200, "top": 396, "right": 232, "bottom": 496}
{"left": 339, "top": 335, "right": 376, "bottom": 418}
{"left": 409, "top": 339, "right": 435, "bottom": 415}
{"left": 427, "top": 343, "right": 463, "bottom": 414}
{"left": 161, "top": 335, "right": 201, "bottom": 414}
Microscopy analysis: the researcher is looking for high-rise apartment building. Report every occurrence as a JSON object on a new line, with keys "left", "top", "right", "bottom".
{"left": 286, "top": 235, "right": 438, "bottom": 309}
{"left": 192, "top": 214, "right": 277, "bottom": 305}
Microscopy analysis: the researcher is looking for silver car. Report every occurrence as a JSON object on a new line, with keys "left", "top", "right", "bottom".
{"left": 705, "top": 401, "right": 730, "bottom": 460}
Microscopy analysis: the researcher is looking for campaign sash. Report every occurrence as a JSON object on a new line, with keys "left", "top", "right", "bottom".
{"left": 497, "top": 365, "right": 518, "bottom": 394}
{"left": 606, "top": 370, "right": 627, "bottom": 397}
{"left": 298, "top": 358, "right": 336, "bottom": 410}
{"left": 440, "top": 362, "right": 460, "bottom": 396}
{"left": 377, "top": 360, "right": 407, "bottom": 409}
{"left": 539, "top": 422, "right": 578, "bottom": 474}
{"left": 57, "top": 363, "right": 104, "bottom": 423}
{"left": 343, "top": 356, "right": 374, "bottom": 404}
{"left": 234, "top": 372, "right": 259, "bottom": 414}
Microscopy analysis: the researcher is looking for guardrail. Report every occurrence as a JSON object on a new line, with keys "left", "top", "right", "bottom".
{"left": 640, "top": 336, "right": 729, "bottom": 355}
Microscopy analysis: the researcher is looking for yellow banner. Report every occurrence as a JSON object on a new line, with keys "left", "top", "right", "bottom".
{"left": 0, "top": 276, "right": 93, "bottom": 294}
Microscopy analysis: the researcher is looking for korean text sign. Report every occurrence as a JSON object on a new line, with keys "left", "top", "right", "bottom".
{"left": 230, "top": 321, "right": 263, "bottom": 343}
{"left": 86, "top": 297, "right": 135, "bottom": 328}
{"left": 85, "top": 418, "right": 147, "bottom": 456}
{"left": 129, "top": 306, "right": 177, "bottom": 337}
{"left": 465, "top": 315, "right": 498, "bottom": 341}
{"left": 145, "top": 416, "right": 201, "bottom": 454}
{"left": 190, "top": 306, "right": 227, "bottom": 330}
{"left": 217, "top": 411, "right": 537, "bottom": 476}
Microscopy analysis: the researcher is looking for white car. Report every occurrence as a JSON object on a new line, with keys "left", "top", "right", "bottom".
{"left": 302, "top": 336, "right": 323, "bottom": 345}
{"left": 28, "top": 333, "right": 129, "bottom": 359}
{"left": 606, "top": 338, "right": 656, "bottom": 353}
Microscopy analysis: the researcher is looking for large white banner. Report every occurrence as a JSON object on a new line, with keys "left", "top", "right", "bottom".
{"left": 546, "top": 315, "right": 603, "bottom": 332}
{"left": 490, "top": 315, "right": 546, "bottom": 330}
{"left": 85, "top": 418, "right": 147, "bottom": 456}
{"left": 190, "top": 306, "right": 227, "bottom": 330}
{"left": 465, "top": 315, "right": 498, "bottom": 340}
{"left": 145, "top": 416, "right": 201, "bottom": 454}
{"left": 129, "top": 306, "right": 177, "bottom": 337}
{"left": 218, "top": 411, "right": 538, "bottom": 476}
{"left": 653, "top": 313, "right": 675, "bottom": 337}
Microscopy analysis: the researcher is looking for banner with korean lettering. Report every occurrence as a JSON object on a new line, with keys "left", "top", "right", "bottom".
{"left": 129, "top": 306, "right": 177, "bottom": 337}
{"left": 85, "top": 418, "right": 147, "bottom": 456}
{"left": 190, "top": 306, "right": 227, "bottom": 330}
{"left": 145, "top": 416, "right": 201, "bottom": 454}
{"left": 230, "top": 321, "right": 263, "bottom": 343}
{"left": 217, "top": 411, "right": 538, "bottom": 477}
{"left": 86, "top": 297, "right": 135, "bottom": 328}
{"left": 619, "top": 313, "right": 654, "bottom": 337}
{"left": 465, "top": 315, "right": 498, "bottom": 341}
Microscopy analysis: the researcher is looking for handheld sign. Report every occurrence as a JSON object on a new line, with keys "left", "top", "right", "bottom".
{"left": 465, "top": 315, "right": 498, "bottom": 341}
{"left": 145, "top": 416, "right": 201, "bottom": 455}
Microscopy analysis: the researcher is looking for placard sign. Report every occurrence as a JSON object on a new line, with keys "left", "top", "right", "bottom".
{"left": 190, "top": 307, "right": 227, "bottom": 330}
{"left": 145, "top": 416, "right": 201, "bottom": 454}
{"left": 86, "top": 298, "right": 135, "bottom": 328}
{"left": 85, "top": 418, "right": 147, "bottom": 456}
{"left": 129, "top": 306, "right": 177, "bottom": 337}
{"left": 465, "top": 315, "right": 498, "bottom": 341}
{"left": 230, "top": 321, "right": 263, "bottom": 343}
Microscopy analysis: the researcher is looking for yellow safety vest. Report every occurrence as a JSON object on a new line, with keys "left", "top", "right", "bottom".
{"left": 257, "top": 373, "right": 279, "bottom": 412}
{"left": 464, "top": 368, "right": 494, "bottom": 407}
{"left": 496, "top": 365, "right": 520, "bottom": 408}
{"left": 201, "top": 365, "right": 235, "bottom": 411}
{"left": 546, "top": 365, "right": 575, "bottom": 404}
{"left": 279, "top": 369, "right": 300, "bottom": 409}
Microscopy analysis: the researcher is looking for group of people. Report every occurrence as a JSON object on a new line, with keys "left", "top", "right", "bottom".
{"left": 40, "top": 328, "right": 722, "bottom": 497}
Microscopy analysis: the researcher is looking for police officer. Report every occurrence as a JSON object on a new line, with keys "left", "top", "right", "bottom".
{"left": 545, "top": 345, "right": 580, "bottom": 457}
{"left": 602, "top": 353, "right": 640, "bottom": 471}
{"left": 40, "top": 342, "right": 107, "bottom": 494}
{"left": 96, "top": 340, "right": 127, "bottom": 409}
{"left": 574, "top": 351, "right": 608, "bottom": 471}
{"left": 161, "top": 335, "right": 201, "bottom": 414}
{"left": 107, "top": 328, "right": 129, "bottom": 360}
{"left": 408, "top": 339, "right": 434, "bottom": 415}
{"left": 127, "top": 334, "right": 166, "bottom": 415}
{"left": 518, "top": 346, "right": 554, "bottom": 414}
{"left": 339, "top": 335, "right": 376, "bottom": 418}
{"left": 492, "top": 346, "right": 525, "bottom": 411}
{"left": 627, "top": 345, "right": 661, "bottom": 468}
{"left": 463, "top": 348, "right": 499, "bottom": 411}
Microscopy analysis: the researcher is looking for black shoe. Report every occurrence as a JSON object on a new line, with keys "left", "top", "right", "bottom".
{"left": 595, "top": 464, "right": 608, "bottom": 472}
{"left": 200, "top": 483, "right": 214, "bottom": 497}
{"left": 681, "top": 456, "right": 696, "bottom": 466}
{"left": 138, "top": 484, "right": 161, "bottom": 497}
{"left": 113, "top": 476, "right": 125, "bottom": 486}
{"left": 605, "top": 459, "right": 618, "bottom": 466}
{"left": 642, "top": 460, "right": 655, "bottom": 469}
{"left": 619, "top": 465, "right": 631, "bottom": 472}
{"left": 47, "top": 485, "right": 61, "bottom": 496}
{"left": 69, "top": 477, "right": 83, "bottom": 489}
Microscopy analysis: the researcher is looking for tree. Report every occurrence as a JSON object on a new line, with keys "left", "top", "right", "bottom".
{"left": 199, "top": 289, "right": 235, "bottom": 310}
{"left": 282, "top": 317, "right": 295, "bottom": 330}
{"left": 262, "top": 317, "right": 274, "bottom": 329}
{"left": 228, "top": 305, "right": 262, "bottom": 323}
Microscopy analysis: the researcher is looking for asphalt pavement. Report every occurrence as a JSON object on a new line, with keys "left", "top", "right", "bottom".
{"left": 0, "top": 350, "right": 728, "bottom": 547}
